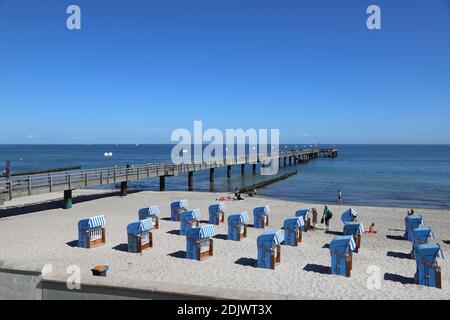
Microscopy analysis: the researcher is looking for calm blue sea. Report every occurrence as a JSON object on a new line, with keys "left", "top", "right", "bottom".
{"left": 1, "top": 144, "right": 449, "bottom": 209}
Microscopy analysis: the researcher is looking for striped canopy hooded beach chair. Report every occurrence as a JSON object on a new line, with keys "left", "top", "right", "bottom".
{"left": 138, "top": 206, "right": 160, "bottom": 229}
{"left": 180, "top": 209, "right": 201, "bottom": 236}
{"left": 78, "top": 215, "right": 106, "bottom": 249}
{"left": 343, "top": 221, "right": 364, "bottom": 252}
{"left": 257, "top": 230, "right": 284, "bottom": 269}
{"left": 209, "top": 203, "right": 226, "bottom": 225}
{"left": 329, "top": 235, "right": 356, "bottom": 277}
{"left": 227, "top": 212, "right": 249, "bottom": 241}
{"left": 411, "top": 227, "right": 435, "bottom": 258}
{"left": 254, "top": 205, "right": 270, "bottom": 229}
{"left": 414, "top": 242, "right": 445, "bottom": 289}
{"left": 283, "top": 216, "right": 304, "bottom": 247}
{"left": 295, "top": 209, "right": 310, "bottom": 231}
{"left": 127, "top": 218, "right": 154, "bottom": 253}
{"left": 170, "top": 200, "right": 188, "bottom": 221}
{"left": 341, "top": 208, "right": 358, "bottom": 224}
{"left": 186, "top": 225, "right": 216, "bottom": 261}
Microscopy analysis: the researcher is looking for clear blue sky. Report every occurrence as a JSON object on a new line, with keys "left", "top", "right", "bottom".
{"left": 0, "top": 0, "right": 449, "bottom": 144}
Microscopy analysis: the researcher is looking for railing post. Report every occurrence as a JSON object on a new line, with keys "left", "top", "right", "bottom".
{"left": 48, "top": 175, "right": 53, "bottom": 192}
{"left": 7, "top": 181, "right": 12, "bottom": 200}
{"left": 28, "top": 176, "right": 32, "bottom": 195}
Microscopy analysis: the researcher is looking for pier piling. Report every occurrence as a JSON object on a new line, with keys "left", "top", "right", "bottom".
{"left": 210, "top": 168, "right": 215, "bottom": 182}
{"left": 63, "top": 190, "right": 72, "bottom": 209}
{"left": 227, "top": 165, "right": 232, "bottom": 178}
{"left": 241, "top": 164, "right": 245, "bottom": 176}
{"left": 252, "top": 164, "right": 257, "bottom": 175}
{"left": 159, "top": 176, "right": 165, "bottom": 192}
{"left": 188, "top": 171, "right": 193, "bottom": 191}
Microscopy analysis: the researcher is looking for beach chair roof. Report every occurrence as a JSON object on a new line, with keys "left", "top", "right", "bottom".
{"left": 209, "top": 203, "right": 226, "bottom": 214}
{"left": 343, "top": 221, "right": 364, "bottom": 235}
{"left": 181, "top": 209, "right": 201, "bottom": 221}
{"left": 329, "top": 235, "right": 356, "bottom": 254}
{"left": 341, "top": 208, "right": 358, "bottom": 224}
{"left": 138, "top": 206, "right": 160, "bottom": 219}
{"left": 284, "top": 216, "right": 305, "bottom": 229}
{"left": 405, "top": 215, "right": 423, "bottom": 224}
{"left": 257, "top": 230, "right": 284, "bottom": 247}
{"left": 295, "top": 208, "right": 309, "bottom": 218}
{"left": 412, "top": 227, "right": 434, "bottom": 242}
{"left": 171, "top": 199, "right": 188, "bottom": 210}
{"left": 127, "top": 218, "right": 154, "bottom": 235}
{"left": 228, "top": 212, "right": 249, "bottom": 225}
{"left": 254, "top": 205, "right": 270, "bottom": 217}
{"left": 78, "top": 215, "right": 105, "bottom": 230}
{"left": 414, "top": 243, "right": 445, "bottom": 264}
{"left": 186, "top": 225, "right": 216, "bottom": 240}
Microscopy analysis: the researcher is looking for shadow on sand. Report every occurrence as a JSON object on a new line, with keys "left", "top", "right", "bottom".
{"left": 213, "top": 234, "right": 228, "bottom": 240}
{"left": 66, "top": 240, "right": 78, "bottom": 248}
{"left": 387, "top": 251, "right": 412, "bottom": 260}
{"left": 235, "top": 257, "right": 257, "bottom": 267}
{"left": 384, "top": 273, "right": 415, "bottom": 285}
{"left": 303, "top": 264, "right": 331, "bottom": 275}
{"left": 112, "top": 243, "right": 129, "bottom": 252}
{"left": 386, "top": 235, "right": 405, "bottom": 241}
{"left": 168, "top": 251, "right": 186, "bottom": 259}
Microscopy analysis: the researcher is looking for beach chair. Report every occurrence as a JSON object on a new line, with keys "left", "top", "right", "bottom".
{"left": 295, "top": 209, "right": 310, "bottom": 231}
{"left": 127, "top": 218, "right": 154, "bottom": 253}
{"left": 341, "top": 208, "right": 358, "bottom": 224}
{"left": 411, "top": 227, "right": 435, "bottom": 258}
{"left": 257, "top": 230, "right": 284, "bottom": 269}
{"left": 170, "top": 199, "right": 188, "bottom": 222}
{"left": 180, "top": 209, "right": 201, "bottom": 236}
{"left": 254, "top": 206, "right": 270, "bottom": 229}
{"left": 414, "top": 242, "right": 445, "bottom": 289}
{"left": 404, "top": 215, "right": 423, "bottom": 241}
{"left": 343, "top": 221, "right": 364, "bottom": 252}
{"left": 186, "top": 225, "right": 216, "bottom": 261}
{"left": 209, "top": 203, "right": 226, "bottom": 225}
{"left": 138, "top": 206, "right": 160, "bottom": 229}
{"left": 283, "top": 216, "right": 304, "bottom": 247}
{"left": 78, "top": 215, "right": 106, "bottom": 249}
{"left": 329, "top": 235, "right": 356, "bottom": 277}
{"left": 227, "top": 212, "right": 249, "bottom": 241}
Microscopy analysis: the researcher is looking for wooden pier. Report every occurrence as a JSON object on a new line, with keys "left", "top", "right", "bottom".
{"left": 0, "top": 148, "right": 338, "bottom": 208}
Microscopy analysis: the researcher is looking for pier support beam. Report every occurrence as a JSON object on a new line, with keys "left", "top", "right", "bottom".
{"left": 63, "top": 190, "right": 72, "bottom": 209}
{"left": 159, "top": 176, "right": 166, "bottom": 192}
{"left": 289, "top": 156, "right": 292, "bottom": 166}
{"left": 284, "top": 157, "right": 287, "bottom": 167}
{"left": 210, "top": 168, "right": 215, "bottom": 182}
{"left": 120, "top": 181, "right": 128, "bottom": 197}
{"left": 241, "top": 164, "right": 245, "bottom": 176}
{"left": 227, "top": 165, "right": 232, "bottom": 178}
{"left": 252, "top": 163, "right": 257, "bottom": 175}
{"left": 188, "top": 171, "right": 193, "bottom": 191}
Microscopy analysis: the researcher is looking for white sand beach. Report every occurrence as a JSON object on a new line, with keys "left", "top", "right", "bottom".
{"left": 0, "top": 190, "right": 449, "bottom": 300}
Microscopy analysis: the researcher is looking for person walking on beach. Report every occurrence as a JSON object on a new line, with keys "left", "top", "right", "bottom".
{"left": 321, "top": 205, "right": 333, "bottom": 232}
{"left": 337, "top": 190, "right": 343, "bottom": 205}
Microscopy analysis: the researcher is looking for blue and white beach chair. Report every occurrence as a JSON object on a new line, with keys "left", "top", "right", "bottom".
{"left": 170, "top": 199, "right": 188, "bottom": 222}
{"left": 127, "top": 218, "right": 154, "bottom": 253}
{"left": 343, "top": 221, "right": 364, "bottom": 252}
{"left": 257, "top": 230, "right": 284, "bottom": 269}
{"left": 186, "top": 225, "right": 216, "bottom": 261}
{"left": 283, "top": 216, "right": 304, "bottom": 247}
{"left": 295, "top": 209, "right": 310, "bottom": 231}
{"left": 341, "top": 208, "right": 358, "bottom": 224}
{"left": 78, "top": 215, "right": 106, "bottom": 249}
{"left": 411, "top": 227, "right": 435, "bottom": 258}
{"left": 209, "top": 203, "right": 226, "bottom": 225}
{"left": 404, "top": 215, "right": 423, "bottom": 241}
{"left": 180, "top": 209, "right": 201, "bottom": 236}
{"left": 138, "top": 205, "right": 160, "bottom": 228}
{"left": 254, "top": 206, "right": 270, "bottom": 229}
{"left": 227, "top": 212, "right": 249, "bottom": 241}
{"left": 414, "top": 242, "right": 445, "bottom": 289}
{"left": 329, "top": 235, "right": 356, "bottom": 277}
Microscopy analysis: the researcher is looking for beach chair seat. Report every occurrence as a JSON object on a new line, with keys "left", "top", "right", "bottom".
{"left": 138, "top": 206, "right": 160, "bottom": 229}
{"left": 186, "top": 225, "right": 216, "bottom": 261}
{"left": 227, "top": 212, "right": 249, "bottom": 241}
{"left": 257, "top": 230, "right": 284, "bottom": 269}
{"left": 78, "top": 215, "right": 106, "bottom": 249}
{"left": 254, "top": 206, "right": 270, "bottom": 229}
{"left": 127, "top": 219, "right": 154, "bottom": 253}
{"left": 283, "top": 216, "right": 305, "bottom": 247}
{"left": 209, "top": 203, "right": 226, "bottom": 225}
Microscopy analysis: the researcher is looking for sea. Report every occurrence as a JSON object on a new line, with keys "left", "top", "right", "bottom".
{"left": 1, "top": 144, "right": 449, "bottom": 209}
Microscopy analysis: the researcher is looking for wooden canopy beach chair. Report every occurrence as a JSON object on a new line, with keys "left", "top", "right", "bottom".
{"left": 257, "top": 230, "right": 283, "bottom": 269}
{"left": 329, "top": 235, "right": 356, "bottom": 277}
{"left": 180, "top": 209, "right": 201, "bottom": 236}
{"left": 170, "top": 199, "right": 188, "bottom": 222}
{"left": 209, "top": 203, "right": 226, "bottom": 225}
{"left": 283, "top": 216, "right": 304, "bottom": 247}
{"left": 78, "top": 215, "right": 106, "bottom": 249}
{"left": 186, "top": 225, "right": 216, "bottom": 261}
{"left": 414, "top": 242, "right": 444, "bottom": 289}
{"left": 343, "top": 221, "right": 364, "bottom": 252}
{"left": 295, "top": 209, "right": 310, "bottom": 231}
{"left": 127, "top": 218, "right": 154, "bottom": 253}
{"left": 404, "top": 215, "right": 423, "bottom": 241}
{"left": 227, "top": 212, "right": 249, "bottom": 241}
{"left": 253, "top": 205, "right": 270, "bottom": 229}
{"left": 138, "top": 206, "right": 160, "bottom": 229}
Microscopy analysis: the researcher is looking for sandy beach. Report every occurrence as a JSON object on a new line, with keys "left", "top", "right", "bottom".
{"left": 0, "top": 190, "right": 449, "bottom": 300}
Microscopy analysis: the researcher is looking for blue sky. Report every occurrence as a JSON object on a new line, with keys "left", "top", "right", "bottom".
{"left": 0, "top": 0, "right": 449, "bottom": 144}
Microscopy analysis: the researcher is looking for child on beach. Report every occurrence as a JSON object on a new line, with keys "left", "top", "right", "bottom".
{"left": 365, "top": 223, "right": 377, "bottom": 234}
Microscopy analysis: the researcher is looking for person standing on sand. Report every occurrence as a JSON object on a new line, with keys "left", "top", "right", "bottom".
{"left": 322, "top": 205, "right": 333, "bottom": 232}
{"left": 337, "top": 190, "right": 343, "bottom": 205}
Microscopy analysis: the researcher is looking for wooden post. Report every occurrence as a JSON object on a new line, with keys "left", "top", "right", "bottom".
{"left": 188, "top": 171, "right": 193, "bottom": 191}
{"left": 252, "top": 163, "right": 257, "bottom": 175}
{"left": 160, "top": 176, "right": 166, "bottom": 192}
{"left": 210, "top": 168, "right": 215, "bottom": 182}
{"left": 241, "top": 164, "right": 245, "bottom": 176}
{"left": 120, "top": 181, "right": 128, "bottom": 197}
{"left": 284, "top": 157, "right": 287, "bottom": 167}
{"left": 227, "top": 165, "right": 232, "bottom": 178}
{"left": 289, "top": 156, "right": 292, "bottom": 166}
{"left": 28, "top": 177, "right": 32, "bottom": 196}
{"left": 63, "top": 190, "right": 72, "bottom": 209}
